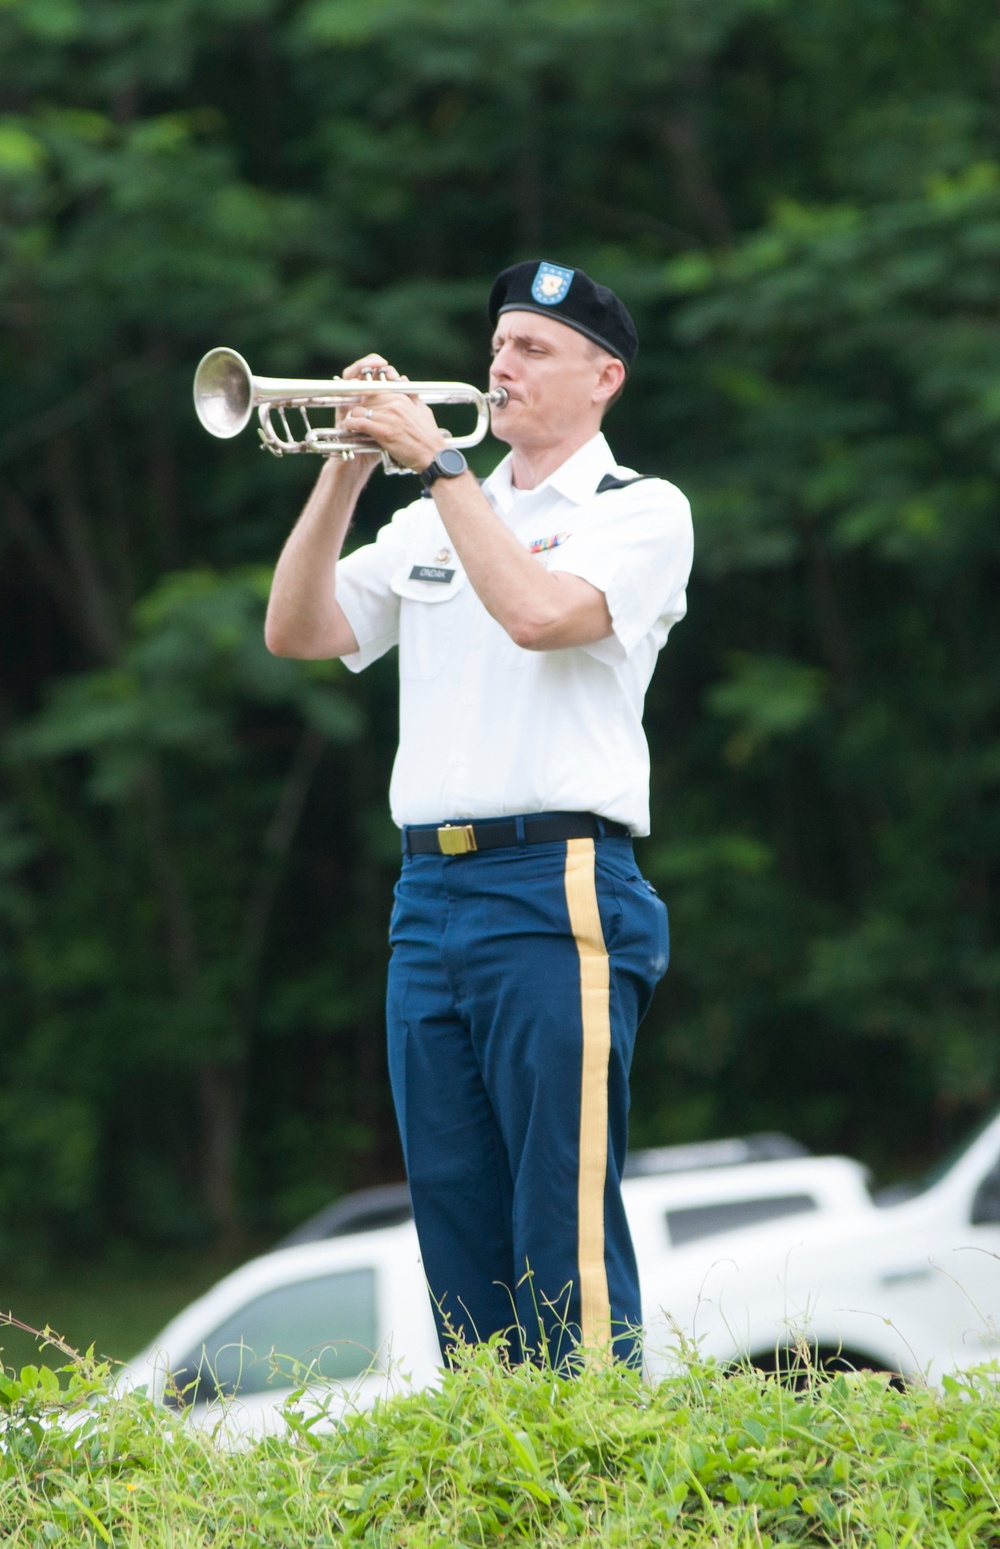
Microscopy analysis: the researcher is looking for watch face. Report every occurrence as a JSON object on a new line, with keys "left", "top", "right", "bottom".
{"left": 437, "top": 447, "right": 467, "bottom": 477}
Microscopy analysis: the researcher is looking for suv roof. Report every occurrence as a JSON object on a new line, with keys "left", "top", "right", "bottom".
{"left": 278, "top": 1184, "right": 415, "bottom": 1247}
{"left": 277, "top": 1132, "right": 810, "bottom": 1246}
{"left": 623, "top": 1132, "right": 808, "bottom": 1178}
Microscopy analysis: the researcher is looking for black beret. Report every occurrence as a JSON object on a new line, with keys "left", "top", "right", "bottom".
{"left": 488, "top": 260, "right": 638, "bottom": 371}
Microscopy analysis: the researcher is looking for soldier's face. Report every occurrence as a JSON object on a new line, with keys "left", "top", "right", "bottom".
{"left": 488, "top": 311, "right": 613, "bottom": 449}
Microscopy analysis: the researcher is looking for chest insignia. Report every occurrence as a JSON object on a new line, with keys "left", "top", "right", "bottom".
{"left": 410, "top": 564, "right": 455, "bottom": 584}
{"left": 528, "top": 532, "right": 570, "bottom": 554}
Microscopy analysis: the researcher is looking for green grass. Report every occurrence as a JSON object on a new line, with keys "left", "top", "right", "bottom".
{"left": 1, "top": 1337, "right": 1000, "bottom": 1546}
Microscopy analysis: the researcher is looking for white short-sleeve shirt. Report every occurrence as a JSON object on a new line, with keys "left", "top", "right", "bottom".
{"left": 335, "top": 432, "right": 693, "bottom": 836}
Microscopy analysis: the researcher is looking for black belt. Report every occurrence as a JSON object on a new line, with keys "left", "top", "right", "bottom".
{"left": 403, "top": 811, "right": 630, "bottom": 857}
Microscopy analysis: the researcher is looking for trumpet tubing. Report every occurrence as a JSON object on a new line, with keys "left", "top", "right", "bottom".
{"left": 192, "top": 347, "right": 507, "bottom": 474}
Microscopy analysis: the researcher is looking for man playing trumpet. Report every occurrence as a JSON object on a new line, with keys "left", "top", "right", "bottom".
{"left": 265, "top": 261, "right": 693, "bottom": 1367}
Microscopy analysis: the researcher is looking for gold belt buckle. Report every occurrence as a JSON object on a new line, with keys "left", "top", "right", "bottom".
{"left": 437, "top": 823, "right": 477, "bottom": 855}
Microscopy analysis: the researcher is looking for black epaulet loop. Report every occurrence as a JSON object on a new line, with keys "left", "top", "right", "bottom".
{"left": 595, "top": 472, "right": 653, "bottom": 493}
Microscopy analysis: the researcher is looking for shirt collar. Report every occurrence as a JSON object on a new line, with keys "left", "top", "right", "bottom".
{"left": 483, "top": 432, "right": 617, "bottom": 514}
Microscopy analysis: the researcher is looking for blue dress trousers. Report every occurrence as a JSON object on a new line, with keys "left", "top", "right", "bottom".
{"left": 386, "top": 828, "right": 669, "bottom": 1368}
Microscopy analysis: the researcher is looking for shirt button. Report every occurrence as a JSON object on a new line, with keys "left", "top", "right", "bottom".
{"left": 460, "top": 694, "right": 472, "bottom": 707}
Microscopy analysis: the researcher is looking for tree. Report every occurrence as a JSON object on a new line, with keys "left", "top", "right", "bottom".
{"left": 3, "top": 0, "right": 1000, "bottom": 1256}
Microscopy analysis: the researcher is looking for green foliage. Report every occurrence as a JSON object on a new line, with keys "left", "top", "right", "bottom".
{"left": 1, "top": 571, "right": 369, "bottom": 1251}
{"left": 638, "top": 149, "right": 1000, "bottom": 1163}
{"left": 2, "top": 1341, "right": 1000, "bottom": 1544}
{"left": 14, "top": 568, "right": 359, "bottom": 794}
{"left": 4, "top": 0, "right": 1000, "bottom": 1259}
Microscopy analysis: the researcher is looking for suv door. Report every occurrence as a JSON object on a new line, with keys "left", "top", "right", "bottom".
{"left": 168, "top": 1265, "right": 381, "bottom": 1434}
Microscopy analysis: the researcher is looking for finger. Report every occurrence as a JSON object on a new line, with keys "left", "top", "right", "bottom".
{"left": 342, "top": 353, "right": 389, "bottom": 381}
{"left": 351, "top": 364, "right": 402, "bottom": 382}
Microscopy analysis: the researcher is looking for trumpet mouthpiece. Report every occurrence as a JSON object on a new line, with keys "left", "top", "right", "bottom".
{"left": 487, "top": 387, "right": 509, "bottom": 408}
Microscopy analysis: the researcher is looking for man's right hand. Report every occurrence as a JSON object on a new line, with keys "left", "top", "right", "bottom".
{"left": 341, "top": 351, "right": 400, "bottom": 383}
{"left": 337, "top": 352, "right": 405, "bottom": 450}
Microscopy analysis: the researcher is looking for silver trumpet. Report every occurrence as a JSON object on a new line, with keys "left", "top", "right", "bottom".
{"left": 193, "top": 346, "right": 508, "bottom": 474}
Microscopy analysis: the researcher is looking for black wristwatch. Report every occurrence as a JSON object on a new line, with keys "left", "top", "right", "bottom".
{"left": 419, "top": 446, "right": 468, "bottom": 489}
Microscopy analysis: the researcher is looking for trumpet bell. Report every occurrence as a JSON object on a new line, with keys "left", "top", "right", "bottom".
{"left": 193, "top": 347, "right": 254, "bottom": 439}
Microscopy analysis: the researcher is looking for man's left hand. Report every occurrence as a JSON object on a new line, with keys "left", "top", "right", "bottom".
{"left": 344, "top": 388, "right": 448, "bottom": 476}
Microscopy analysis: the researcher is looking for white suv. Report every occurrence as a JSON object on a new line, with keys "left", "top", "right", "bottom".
{"left": 641, "top": 1112, "right": 1000, "bottom": 1384}
{"left": 119, "top": 1134, "right": 873, "bottom": 1433}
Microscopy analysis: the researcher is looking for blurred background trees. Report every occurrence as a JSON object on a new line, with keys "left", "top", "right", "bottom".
{"left": 3, "top": 0, "right": 1000, "bottom": 1264}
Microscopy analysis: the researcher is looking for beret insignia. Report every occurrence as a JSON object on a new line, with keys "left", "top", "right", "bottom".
{"left": 531, "top": 262, "right": 575, "bottom": 306}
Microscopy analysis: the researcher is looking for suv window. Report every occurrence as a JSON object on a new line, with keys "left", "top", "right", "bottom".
{"left": 971, "top": 1158, "right": 1000, "bottom": 1225}
{"left": 168, "top": 1267, "right": 377, "bottom": 1407}
{"left": 666, "top": 1194, "right": 818, "bottom": 1247}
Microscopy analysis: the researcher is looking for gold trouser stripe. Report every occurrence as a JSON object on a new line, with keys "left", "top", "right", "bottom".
{"left": 563, "top": 836, "right": 612, "bottom": 1350}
